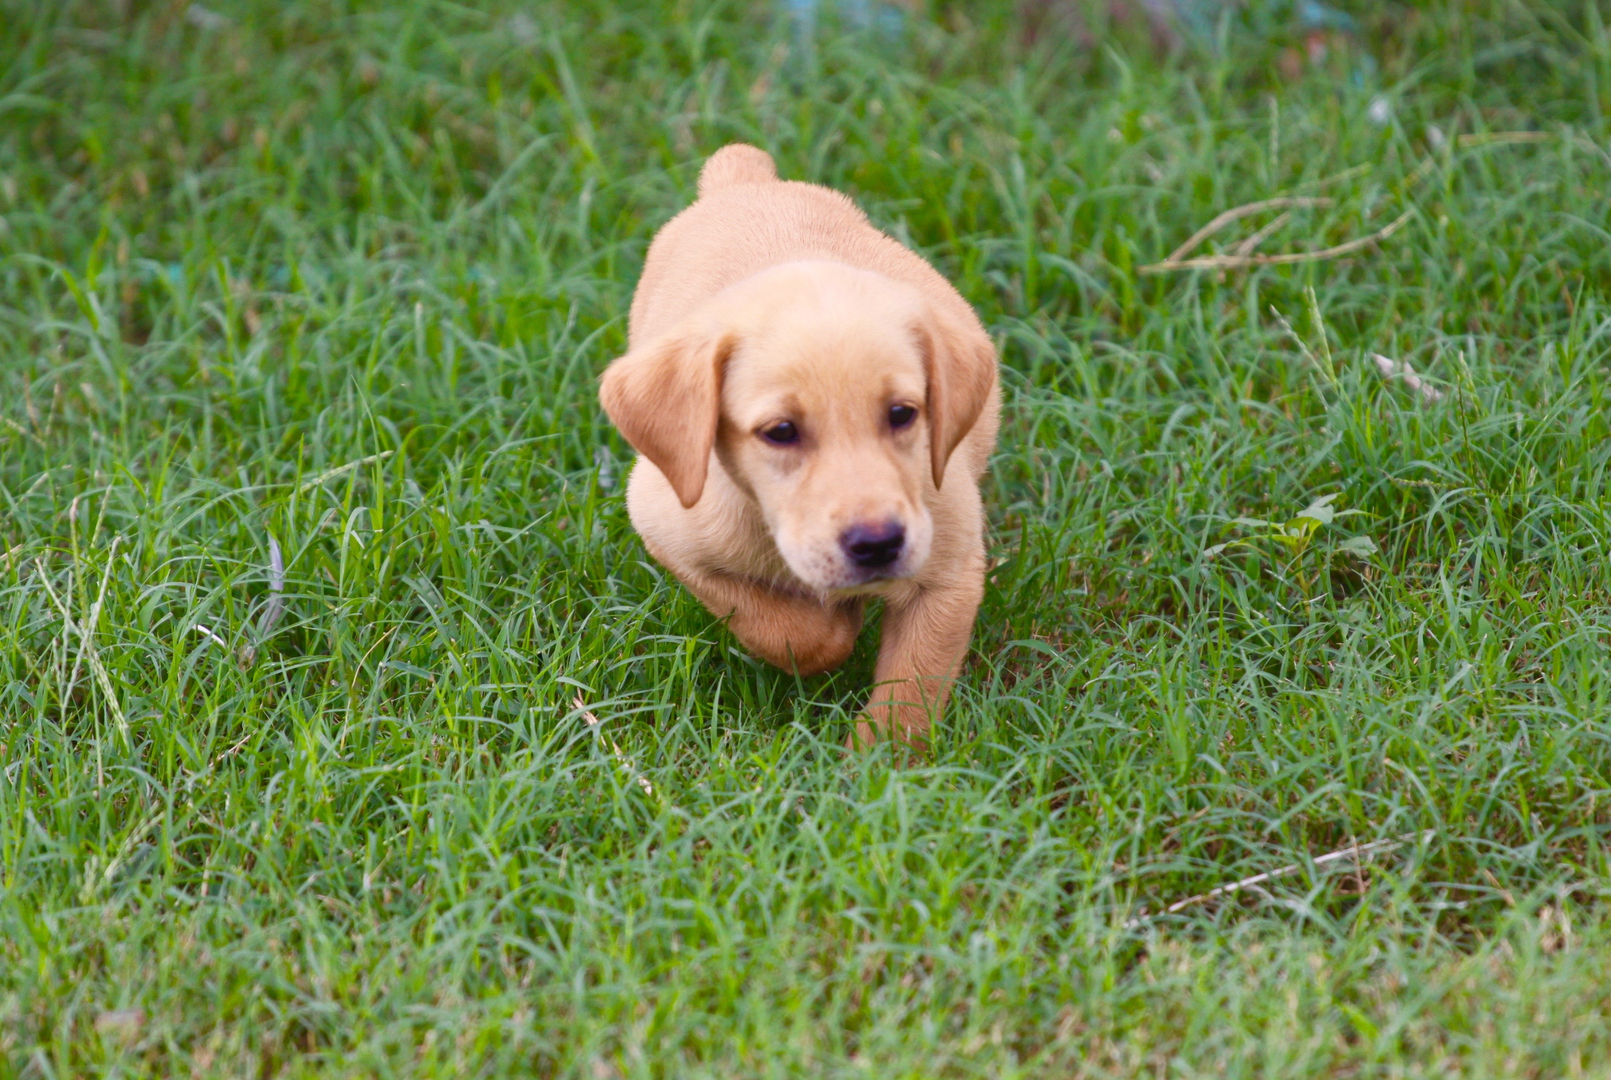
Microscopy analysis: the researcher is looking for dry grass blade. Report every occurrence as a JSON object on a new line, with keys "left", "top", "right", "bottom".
{"left": 574, "top": 694, "right": 654, "bottom": 796}
{"left": 67, "top": 535, "right": 120, "bottom": 693}
{"left": 1372, "top": 353, "right": 1445, "bottom": 404}
{"left": 1140, "top": 210, "right": 1414, "bottom": 274}
{"left": 1160, "top": 197, "right": 1334, "bottom": 264}
{"left": 240, "top": 534, "right": 287, "bottom": 668}
{"left": 1124, "top": 831, "right": 1435, "bottom": 929}
{"left": 259, "top": 534, "right": 286, "bottom": 635}
{"left": 1456, "top": 131, "right": 1552, "bottom": 148}
{"left": 34, "top": 554, "right": 129, "bottom": 745}
{"left": 192, "top": 624, "right": 229, "bottom": 648}
{"left": 297, "top": 450, "right": 394, "bottom": 493}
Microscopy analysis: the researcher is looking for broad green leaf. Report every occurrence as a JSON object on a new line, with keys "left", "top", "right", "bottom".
{"left": 1292, "top": 492, "right": 1342, "bottom": 527}
{"left": 1337, "top": 534, "right": 1379, "bottom": 556}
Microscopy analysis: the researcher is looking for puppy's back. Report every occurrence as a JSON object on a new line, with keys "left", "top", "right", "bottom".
{"left": 629, "top": 145, "right": 979, "bottom": 352}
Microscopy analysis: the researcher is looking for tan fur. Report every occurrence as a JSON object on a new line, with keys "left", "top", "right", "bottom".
{"left": 599, "top": 144, "right": 999, "bottom": 749}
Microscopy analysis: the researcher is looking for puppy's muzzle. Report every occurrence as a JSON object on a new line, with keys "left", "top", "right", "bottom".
{"left": 841, "top": 521, "right": 906, "bottom": 571}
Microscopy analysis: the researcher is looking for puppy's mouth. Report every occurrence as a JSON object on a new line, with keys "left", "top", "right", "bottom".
{"left": 816, "top": 550, "right": 927, "bottom": 593}
{"left": 773, "top": 516, "right": 932, "bottom": 593}
{"left": 843, "top": 558, "right": 914, "bottom": 585}
{"left": 775, "top": 551, "right": 919, "bottom": 594}
{"left": 826, "top": 571, "right": 901, "bottom": 594}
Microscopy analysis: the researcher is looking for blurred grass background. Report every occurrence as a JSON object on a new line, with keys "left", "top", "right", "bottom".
{"left": 3, "top": 0, "right": 1611, "bottom": 1075}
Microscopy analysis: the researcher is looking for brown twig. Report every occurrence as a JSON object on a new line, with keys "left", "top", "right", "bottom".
{"left": 1124, "top": 830, "right": 1434, "bottom": 929}
{"left": 1146, "top": 131, "right": 1557, "bottom": 277}
{"left": 1140, "top": 210, "right": 1414, "bottom": 274}
{"left": 1160, "top": 197, "right": 1334, "bottom": 264}
{"left": 1231, "top": 211, "right": 1291, "bottom": 257}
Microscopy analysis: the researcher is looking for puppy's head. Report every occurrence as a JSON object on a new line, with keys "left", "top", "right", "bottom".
{"left": 600, "top": 261, "right": 994, "bottom": 592}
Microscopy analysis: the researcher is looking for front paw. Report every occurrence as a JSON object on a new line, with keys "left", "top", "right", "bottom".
{"left": 845, "top": 703, "right": 931, "bottom": 757}
{"left": 733, "top": 598, "right": 864, "bottom": 675}
{"left": 787, "top": 603, "right": 864, "bottom": 675}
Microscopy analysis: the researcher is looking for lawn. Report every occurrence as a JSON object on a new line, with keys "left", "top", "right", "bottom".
{"left": 4, "top": 0, "right": 1611, "bottom": 1075}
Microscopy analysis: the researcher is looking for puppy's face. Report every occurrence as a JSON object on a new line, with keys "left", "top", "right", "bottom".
{"left": 716, "top": 281, "right": 934, "bottom": 592}
{"left": 600, "top": 260, "right": 996, "bottom": 595}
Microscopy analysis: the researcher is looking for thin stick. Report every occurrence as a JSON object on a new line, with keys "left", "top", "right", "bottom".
{"left": 1161, "top": 197, "right": 1334, "bottom": 264}
{"left": 1148, "top": 133, "right": 1550, "bottom": 277}
{"left": 1124, "top": 830, "right": 1433, "bottom": 929}
{"left": 1140, "top": 210, "right": 1414, "bottom": 274}
{"left": 1231, "top": 211, "right": 1291, "bottom": 257}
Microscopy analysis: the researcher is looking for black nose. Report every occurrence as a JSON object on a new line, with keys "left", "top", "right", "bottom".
{"left": 840, "top": 521, "right": 905, "bottom": 569}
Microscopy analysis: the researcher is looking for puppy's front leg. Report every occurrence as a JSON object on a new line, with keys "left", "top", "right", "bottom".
{"left": 676, "top": 567, "right": 865, "bottom": 677}
{"left": 854, "top": 554, "right": 985, "bottom": 751}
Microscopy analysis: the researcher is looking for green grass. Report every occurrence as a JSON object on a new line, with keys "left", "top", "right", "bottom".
{"left": 3, "top": 0, "right": 1611, "bottom": 1074}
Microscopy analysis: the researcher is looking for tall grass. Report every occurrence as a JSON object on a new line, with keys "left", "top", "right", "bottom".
{"left": 3, "top": 0, "right": 1611, "bottom": 1074}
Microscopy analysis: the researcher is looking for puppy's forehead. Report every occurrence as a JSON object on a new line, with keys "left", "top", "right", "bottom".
{"left": 719, "top": 265, "right": 928, "bottom": 413}
{"left": 726, "top": 320, "right": 924, "bottom": 415}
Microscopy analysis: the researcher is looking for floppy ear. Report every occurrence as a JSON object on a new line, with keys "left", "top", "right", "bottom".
{"left": 599, "top": 327, "right": 734, "bottom": 508}
{"left": 916, "top": 303, "right": 997, "bottom": 489}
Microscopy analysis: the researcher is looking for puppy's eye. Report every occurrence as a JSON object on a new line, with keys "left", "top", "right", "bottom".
{"left": 759, "top": 421, "right": 799, "bottom": 446}
{"left": 888, "top": 404, "right": 918, "bottom": 430}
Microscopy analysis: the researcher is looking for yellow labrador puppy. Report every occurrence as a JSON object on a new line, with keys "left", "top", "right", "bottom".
{"left": 599, "top": 144, "right": 998, "bottom": 748}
